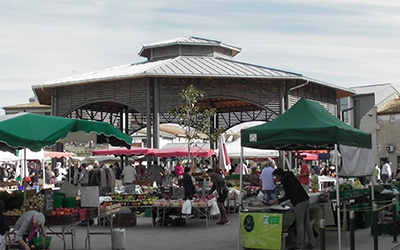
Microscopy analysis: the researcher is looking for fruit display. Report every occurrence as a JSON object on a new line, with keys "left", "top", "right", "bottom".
{"left": 4, "top": 193, "right": 45, "bottom": 216}
{"left": 49, "top": 207, "right": 78, "bottom": 216}
{"left": 21, "top": 194, "right": 45, "bottom": 212}
{"left": 106, "top": 193, "right": 159, "bottom": 206}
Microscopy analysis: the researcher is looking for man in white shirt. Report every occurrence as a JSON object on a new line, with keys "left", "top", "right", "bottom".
{"left": 122, "top": 164, "right": 137, "bottom": 185}
{"left": 381, "top": 161, "right": 392, "bottom": 183}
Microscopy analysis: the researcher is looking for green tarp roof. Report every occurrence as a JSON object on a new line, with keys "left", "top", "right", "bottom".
{"left": 241, "top": 98, "right": 372, "bottom": 150}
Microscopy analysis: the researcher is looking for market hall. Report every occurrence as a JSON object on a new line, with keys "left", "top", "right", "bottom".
{"left": 0, "top": 36, "right": 374, "bottom": 250}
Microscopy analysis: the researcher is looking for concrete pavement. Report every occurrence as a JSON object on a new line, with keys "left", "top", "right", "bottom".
{"left": 46, "top": 213, "right": 400, "bottom": 250}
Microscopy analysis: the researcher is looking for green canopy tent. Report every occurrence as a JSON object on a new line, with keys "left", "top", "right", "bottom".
{"left": 0, "top": 112, "right": 132, "bottom": 200}
{"left": 240, "top": 98, "right": 373, "bottom": 250}
{"left": 0, "top": 113, "right": 132, "bottom": 153}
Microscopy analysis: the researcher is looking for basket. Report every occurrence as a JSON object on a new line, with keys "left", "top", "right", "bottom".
{"left": 33, "top": 236, "right": 52, "bottom": 249}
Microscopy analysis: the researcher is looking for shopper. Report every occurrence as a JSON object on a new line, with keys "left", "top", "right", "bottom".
{"left": 297, "top": 157, "right": 310, "bottom": 193}
{"left": 249, "top": 165, "right": 261, "bottom": 186}
{"left": 310, "top": 167, "right": 319, "bottom": 193}
{"left": 122, "top": 163, "right": 136, "bottom": 185}
{"left": 183, "top": 166, "right": 196, "bottom": 199}
{"left": 381, "top": 161, "right": 392, "bottom": 183}
{"left": 269, "top": 168, "right": 315, "bottom": 250}
{"left": 174, "top": 161, "right": 184, "bottom": 177}
{"left": 0, "top": 200, "right": 9, "bottom": 250}
{"left": 78, "top": 163, "right": 89, "bottom": 186}
{"left": 260, "top": 161, "right": 277, "bottom": 203}
{"left": 14, "top": 211, "right": 46, "bottom": 250}
{"left": 206, "top": 169, "right": 229, "bottom": 225}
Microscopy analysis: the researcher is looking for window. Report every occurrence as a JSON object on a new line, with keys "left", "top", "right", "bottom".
{"left": 391, "top": 115, "right": 396, "bottom": 123}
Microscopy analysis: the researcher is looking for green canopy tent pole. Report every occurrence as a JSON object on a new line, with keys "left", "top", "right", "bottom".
{"left": 23, "top": 149, "right": 27, "bottom": 202}
{"left": 334, "top": 144, "right": 341, "bottom": 250}
{"left": 238, "top": 146, "right": 244, "bottom": 250}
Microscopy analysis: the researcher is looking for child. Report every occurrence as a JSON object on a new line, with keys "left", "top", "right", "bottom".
{"left": 0, "top": 200, "right": 9, "bottom": 250}
{"left": 310, "top": 167, "right": 319, "bottom": 193}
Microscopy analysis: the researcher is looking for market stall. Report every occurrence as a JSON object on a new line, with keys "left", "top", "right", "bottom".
{"left": 240, "top": 98, "right": 373, "bottom": 250}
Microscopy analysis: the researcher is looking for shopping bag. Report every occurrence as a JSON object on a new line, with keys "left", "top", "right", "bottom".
{"left": 182, "top": 200, "right": 192, "bottom": 214}
{"left": 210, "top": 198, "right": 220, "bottom": 215}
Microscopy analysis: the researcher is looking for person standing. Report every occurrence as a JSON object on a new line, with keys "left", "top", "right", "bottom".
{"left": 183, "top": 167, "right": 196, "bottom": 199}
{"left": 78, "top": 163, "right": 89, "bottom": 186}
{"left": 249, "top": 165, "right": 261, "bottom": 186}
{"left": 297, "top": 157, "right": 310, "bottom": 193}
{"left": 28, "top": 164, "right": 38, "bottom": 185}
{"left": 174, "top": 161, "right": 184, "bottom": 177}
{"left": 206, "top": 169, "right": 230, "bottom": 225}
{"left": 260, "top": 162, "right": 277, "bottom": 204}
{"left": 269, "top": 168, "right": 315, "bottom": 250}
{"left": 0, "top": 200, "right": 9, "bottom": 250}
{"left": 148, "top": 162, "right": 165, "bottom": 186}
{"left": 72, "top": 162, "right": 80, "bottom": 185}
{"left": 122, "top": 163, "right": 136, "bottom": 185}
{"left": 381, "top": 161, "right": 392, "bottom": 183}
{"left": 310, "top": 167, "right": 319, "bottom": 193}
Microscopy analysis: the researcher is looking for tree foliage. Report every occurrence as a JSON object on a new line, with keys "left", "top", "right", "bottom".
{"left": 171, "top": 85, "right": 224, "bottom": 147}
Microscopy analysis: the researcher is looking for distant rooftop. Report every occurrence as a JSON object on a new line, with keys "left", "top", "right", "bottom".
{"left": 378, "top": 98, "right": 400, "bottom": 114}
{"left": 351, "top": 83, "right": 399, "bottom": 107}
{"left": 3, "top": 102, "right": 50, "bottom": 109}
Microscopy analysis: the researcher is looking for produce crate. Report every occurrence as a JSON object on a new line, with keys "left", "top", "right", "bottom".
{"left": 85, "top": 207, "right": 99, "bottom": 219}
{"left": 45, "top": 213, "right": 80, "bottom": 226}
{"left": 371, "top": 223, "right": 399, "bottom": 236}
{"left": 78, "top": 208, "right": 87, "bottom": 221}
{"left": 113, "top": 213, "right": 137, "bottom": 227}
{"left": 330, "top": 190, "right": 352, "bottom": 199}
{"left": 54, "top": 195, "right": 63, "bottom": 209}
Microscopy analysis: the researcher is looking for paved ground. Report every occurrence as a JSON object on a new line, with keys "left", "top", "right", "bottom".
{"left": 41, "top": 213, "right": 400, "bottom": 250}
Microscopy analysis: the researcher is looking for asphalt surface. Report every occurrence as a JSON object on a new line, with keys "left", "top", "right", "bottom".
{"left": 42, "top": 213, "right": 400, "bottom": 250}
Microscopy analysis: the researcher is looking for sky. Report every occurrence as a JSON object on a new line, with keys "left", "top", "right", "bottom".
{"left": 1, "top": 0, "right": 400, "bottom": 114}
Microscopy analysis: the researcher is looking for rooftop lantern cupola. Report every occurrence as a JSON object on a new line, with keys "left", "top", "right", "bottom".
{"left": 138, "top": 36, "right": 242, "bottom": 61}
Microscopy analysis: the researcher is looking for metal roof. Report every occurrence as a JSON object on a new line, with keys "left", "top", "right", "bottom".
{"left": 33, "top": 57, "right": 354, "bottom": 101}
{"left": 139, "top": 36, "right": 242, "bottom": 57}
{"left": 351, "top": 83, "right": 400, "bottom": 107}
{"left": 33, "top": 56, "right": 303, "bottom": 87}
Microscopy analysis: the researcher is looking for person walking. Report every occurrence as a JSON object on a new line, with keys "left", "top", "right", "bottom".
{"left": 206, "top": 169, "right": 230, "bottom": 225}
{"left": 381, "top": 161, "right": 392, "bottom": 183}
{"left": 269, "top": 168, "right": 315, "bottom": 250}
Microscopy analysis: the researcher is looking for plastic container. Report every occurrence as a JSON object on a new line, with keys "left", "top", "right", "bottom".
{"left": 62, "top": 197, "right": 76, "bottom": 208}
{"left": 54, "top": 195, "right": 63, "bottom": 208}
{"left": 112, "top": 228, "right": 126, "bottom": 250}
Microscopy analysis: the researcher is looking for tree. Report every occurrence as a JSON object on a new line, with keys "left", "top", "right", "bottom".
{"left": 171, "top": 85, "right": 224, "bottom": 162}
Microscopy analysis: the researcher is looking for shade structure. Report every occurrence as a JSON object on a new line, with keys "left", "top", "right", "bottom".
{"left": 154, "top": 146, "right": 215, "bottom": 158}
{"left": 218, "top": 135, "right": 231, "bottom": 171}
{"left": 240, "top": 98, "right": 373, "bottom": 250}
{"left": 92, "top": 147, "right": 155, "bottom": 157}
{"left": 44, "top": 151, "right": 74, "bottom": 159}
{"left": 0, "top": 113, "right": 132, "bottom": 153}
{"left": 220, "top": 138, "right": 279, "bottom": 158}
{"left": 300, "top": 153, "right": 318, "bottom": 161}
{"left": 0, "top": 150, "right": 19, "bottom": 161}
{"left": 241, "top": 98, "right": 372, "bottom": 150}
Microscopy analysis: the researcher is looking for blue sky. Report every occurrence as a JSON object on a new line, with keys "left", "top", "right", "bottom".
{"left": 1, "top": 0, "right": 400, "bottom": 113}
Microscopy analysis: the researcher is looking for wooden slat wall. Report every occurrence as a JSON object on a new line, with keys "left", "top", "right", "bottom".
{"left": 158, "top": 77, "right": 282, "bottom": 115}
{"left": 55, "top": 79, "right": 147, "bottom": 116}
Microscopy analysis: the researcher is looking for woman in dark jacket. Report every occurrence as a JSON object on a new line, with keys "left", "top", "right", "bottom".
{"left": 182, "top": 167, "right": 196, "bottom": 199}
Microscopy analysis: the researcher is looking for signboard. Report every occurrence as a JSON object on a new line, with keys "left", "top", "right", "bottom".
{"left": 59, "top": 182, "right": 79, "bottom": 198}
{"left": 44, "top": 189, "right": 54, "bottom": 215}
{"left": 241, "top": 212, "right": 283, "bottom": 250}
{"left": 80, "top": 186, "right": 100, "bottom": 208}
